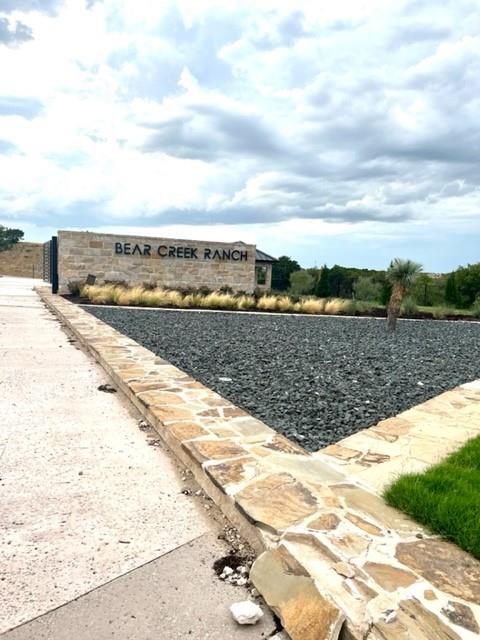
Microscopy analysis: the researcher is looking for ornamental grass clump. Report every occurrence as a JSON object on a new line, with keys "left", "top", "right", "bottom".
{"left": 237, "top": 295, "right": 256, "bottom": 310}
{"left": 81, "top": 284, "right": 117, "bottom": 304}
{"left": 164, "top": 289, "right": 186, "bottom": 308}
{"left": 257, "top": 295, "right": 279, "bottom": 311}
{"left": 114, "top": 285, "right": 145, "bottom": 306}
{"left": 324, "top": 298, "right": 346, "bottom": 315}
{"left": 138, "top": 288, "right": 169, "bottom": 307}
{"left": 199, "top": 292, "right": 237, "bottom": 310}
{"left": 342, "top": 299, "right": 357, "bottom": 315}
{"left": 299, "top": 298, "right": 325, "bottom": 314}
{"left": 182, "top": 293, "right": 202, "bottom": 308}
{"left": 276, "top": 295, "right": 295, "bottom": 312}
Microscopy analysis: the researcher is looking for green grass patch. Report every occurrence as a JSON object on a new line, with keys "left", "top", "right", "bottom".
{"left": 384, "top": 436, "right": 480, "bottom": 559}
{"left": 418, "top": 305, "right": 473, "bottom": 318}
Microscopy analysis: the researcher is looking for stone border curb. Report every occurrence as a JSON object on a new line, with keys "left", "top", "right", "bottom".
{"left": 37, "top": 288, "right": 480, "bottom": 640}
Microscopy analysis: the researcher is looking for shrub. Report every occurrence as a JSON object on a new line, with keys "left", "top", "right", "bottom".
{"left": 401, "top": 296, "right": 418, "bottom": 315}
{"left": 471, "top": 296, "right": 480, "bottom": 318}
{"left": 142, "top": 281, "right": 157, "bottom": 291}
{"left": 257, "top": 295, "right": 278, "bottom": 311}
{"left": 342, "top": 299, "right": 357, "bottom": 315}
{"left": 252, "top": 287, "right": 265, "bottom": 301}
{"left": 355, "top": 300, "right": 375, "bottom": 313}
{"left": 219, "top": 285, "right": 234, "bottom": 294}
{"left": 104, "top": 279, "right": 128, "bottom": 288}
{"left": 431, "top": 306, "right": 449, "bottom": 319}
{"left": 67, "top": 280, "right": 84, "bottom": 296}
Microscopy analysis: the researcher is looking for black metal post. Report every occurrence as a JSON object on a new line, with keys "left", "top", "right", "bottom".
{"left": 51, "top": 236, "right": 58, "bottom": 294}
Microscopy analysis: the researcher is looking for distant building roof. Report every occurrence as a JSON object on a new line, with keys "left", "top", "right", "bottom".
{"left": 255, "top": 248, "right": 277, "bottom": 263}
{"left": 236, "top": 241, "right": 277, "bottom": 262}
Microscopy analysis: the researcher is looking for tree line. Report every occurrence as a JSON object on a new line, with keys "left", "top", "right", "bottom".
{"left": 271, "top": 255, "right": 480, "bottom": 310}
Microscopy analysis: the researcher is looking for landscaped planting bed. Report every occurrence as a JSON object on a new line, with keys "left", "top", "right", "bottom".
{"left": 86, "top": 307, "right": 480, "bottom": 451}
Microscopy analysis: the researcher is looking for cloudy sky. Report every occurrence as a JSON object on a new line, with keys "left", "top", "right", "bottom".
{"left": 0, "top": 0, "right": 478, "bottom": 271}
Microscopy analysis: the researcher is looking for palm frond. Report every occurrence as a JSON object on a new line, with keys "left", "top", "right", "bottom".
{"left": 387, "top": 258, "right": 423, "bottom": 288}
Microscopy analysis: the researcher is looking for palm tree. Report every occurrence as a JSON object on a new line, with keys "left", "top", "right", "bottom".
{"left": 386, "top": 258, "right": 423, "bottom": 331}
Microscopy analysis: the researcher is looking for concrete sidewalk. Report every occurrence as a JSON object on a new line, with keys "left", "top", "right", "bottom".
{"left": 0, "top": 277, "right": 275, "bottom": 639}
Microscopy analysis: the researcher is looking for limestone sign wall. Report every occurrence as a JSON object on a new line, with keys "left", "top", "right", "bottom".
{"left": 57, "top": 230, "right": 256, "bottom": 294}
{"left": 0, "top": 242, "right": 43, "bottom": 278}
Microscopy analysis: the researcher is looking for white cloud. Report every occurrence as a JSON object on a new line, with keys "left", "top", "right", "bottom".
{"left": 0, "top": 0, "right": 479, "bottom": 270}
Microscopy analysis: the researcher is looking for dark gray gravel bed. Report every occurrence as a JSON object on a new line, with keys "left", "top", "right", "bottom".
{"left": 86, "top": 307, "right": 480, "bottom": 451}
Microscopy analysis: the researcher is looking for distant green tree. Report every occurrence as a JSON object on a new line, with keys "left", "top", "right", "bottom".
{"left": 315, "top": 265, "right": 330, "bottom": 297}
{"left": 328, "top": 265, "right": 354, "bottom": 298}
{"left": 445, "top": 272, "right": 458, "bottom": 307}
{"left": 353, "top": 276, "right": 382, "bottom": 301}
{"left": 454, "top": 263, "right": 480, "bottom": 308}
{"left": 0, "top": 225, "right": 24, "bottom": 252}
{"left": 306, "top": 267, "right": 321, "bottom": 282}
{"left": 289, "top": 269, "right": 314, "bottom": 295}
{"left": 411, "top": 273, "right": 433, "bottom": 306}
{"left": 271, "top": 255, "right": 301, "bottom": 291}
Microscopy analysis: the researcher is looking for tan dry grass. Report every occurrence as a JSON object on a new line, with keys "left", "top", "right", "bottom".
{"left": 237, "top": 295, "right": 256, "bottom": 310}
{"left": 113, "top": 286, "right": 145, "bottom": 306}
{"left": 81, "top": 284, "right": 117, "bottom": 304}
{"left": 257, "top": 295, "right": 278, "bottom": 311}
{"left": 324, "top": 298, "right": 348, "bottom": 314}
{"left": 299, "top": 298, "right": 326, "bottom": 314}
{"left": 81, "top": 284, "right": 360, "bottom": 317}
{"left": 276, "top": 295, "right": 295, "bottom": 312}
{"left": 199, "top": 292, "right": 238, "bottom": 310}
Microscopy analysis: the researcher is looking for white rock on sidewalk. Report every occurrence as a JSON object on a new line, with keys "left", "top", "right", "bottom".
{"left": 230, "top": 600, "right": 264, "bottom": 625}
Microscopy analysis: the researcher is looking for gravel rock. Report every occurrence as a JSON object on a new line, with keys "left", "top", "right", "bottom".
{"left": 97, "top": 383, "right": 116, "bottom": 393}
{"left": 230, "top": 600, "right": 264, "bottom": 625}
{"left": 87, "top": 308, "right": 480, "bottom": 451}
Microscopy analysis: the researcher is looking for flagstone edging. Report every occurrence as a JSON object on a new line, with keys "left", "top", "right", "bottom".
{"left": 37, "top": 287, "right": 480, "bottom": 640}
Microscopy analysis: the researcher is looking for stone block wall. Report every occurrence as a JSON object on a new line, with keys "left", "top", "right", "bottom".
{"left": 57, "top": 230, "right": 256, "bottom": 294}
{"left": 0, "top": 242, "right": 43, "bottom": 278}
